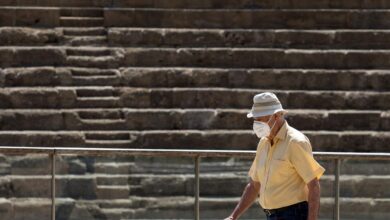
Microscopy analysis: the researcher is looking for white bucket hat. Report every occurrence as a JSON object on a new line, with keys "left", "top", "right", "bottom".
{"left": 247, "top": 92, "right": 287, "bottom": 118}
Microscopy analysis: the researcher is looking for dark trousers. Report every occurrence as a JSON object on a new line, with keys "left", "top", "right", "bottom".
{"left": 265, "top": 201, "right": 308, "bottom": 220}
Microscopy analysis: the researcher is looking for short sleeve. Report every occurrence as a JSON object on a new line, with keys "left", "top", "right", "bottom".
{"left": 248, "top": 139, "right": 264, "bottom": 183}
{"left": 289, "top": 140, "right": 325, "bottom": 184}
{"left": 248, "top": 154, "right": 259, "bottom": 182}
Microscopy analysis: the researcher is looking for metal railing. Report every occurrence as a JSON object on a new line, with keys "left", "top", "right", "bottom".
{"left": 0, "top": 146, "right": 390, "bottom": 220}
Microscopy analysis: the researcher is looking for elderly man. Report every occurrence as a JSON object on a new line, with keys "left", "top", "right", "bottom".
{"left": 225, "top": 92, "right": 325, "bottom": 220}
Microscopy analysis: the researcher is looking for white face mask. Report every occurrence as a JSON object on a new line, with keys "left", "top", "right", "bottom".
{"left": 253, "top": 115, "right": 277, "bottom": 138}
{"left": 253, "top": 121, "right": 271, "bottom": 138}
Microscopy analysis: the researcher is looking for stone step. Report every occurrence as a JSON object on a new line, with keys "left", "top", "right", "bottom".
{"left": 1, "top": 87, "right": 390, "bottom": 110}
{"left": 6, "top": 154, "right": 87, "bottom": 175}
{"left": 0, "top": 163, "right": 10, "bottom": 175}
{"left": 0, "top": 27, "right": 62, "bottom": 46}
{"left": 85, "top": 132, "right": 130, "bottom": 140}
{"left": 122, "top": 174, "right": 390, "bottom": 198}
{"left": 105, "top": 9, "right": 390, "bottom": 29}
{"left": 96, "top": 109, "right": 390, "bottom": 131}
{"left": 118, "top": 88, "right": 390, "bottom": 110}
{"left": 62, "top": 27, "right": 106, "bottom": 36}
{"left": 94, "top": 159, "right": 380, "bottom": 176}
{"left": 0, "top": 47, "right": 67, "bottom": 68}
{"left": 3, "top": 0, "right": 390, "bottom": 9}
{"left": 96, "top": 185, "right": 130, "bottom": 199}
{"left": 94, "top": 162, "right": 137, "bottom": 174}
{"left": 77, "top": 110, "right": 124, "bottom": 119}
{"left": 5, "top": 47, "right": 390, "bottom": 69}
{"left": 76, "top": 97, "right": 121, "bottom": 108}
{"left": 0, "top": 130, "right": 388, "bottom": 152}
{"left": 71, "top": 75, "right": 121, "bottom": 86}
{"left": 101, "top": 196, "right": 390, "bottom": 220}
{"left": 122, "top": 48, "right": 390, "bottom": 69}
{"left": 75, "top": 87, "right": 116, "bottom": 97}
{"left": 93, "top": 159, "right": 390, "bottom": 176}
{"left": 58, "top": 0, "right": 111, "bottom": 7}
{"left": 108, "top": 28, "right": 390, "bottom": 49}
{"left": 0, "top": 175, "right": 97, "bottom": 199}
{"left": 66, "top": 55, "right": 119, "bottom": 68}
{"left": 4, "top": 154, "right": 389, "bottom": 176}
{"left": 3, "top": 67, "right": 390, "bottom": 91}
{"left": 0, "top": 197, "right": 387, "bottom": 220}
{"left": 60, "top": 16, "right": 104, "bottom": 27}
{"left": 111, "top": 0, "right": 390, "bottom": 9}
{"left": 120, "top": 67, "right": 390, "bottom": 91}
{"left": 80, "top": 119, "right": 128, "bottom": 130}
{"left": 0, "top": 155, "right": 7, "bottom": 163}
{"left": 66, "top": 48, "right": 112, "bottom": 56}
{"left": 0, "top": 0, "right": 109, "bottom": 7}
{"left": 63, "top": 36, "right": 107, "bottom": 46}
{"left": 84, "top": 139, "right": 132, "bottom": 148}
{"left": 96, "top": 175, "right": 128, "bottom": 185}
{"left": 68, "top": 67, "right": 118, "bottom": 76}
{"left": 60, "top": 7, "right": 103, "bottom": 17}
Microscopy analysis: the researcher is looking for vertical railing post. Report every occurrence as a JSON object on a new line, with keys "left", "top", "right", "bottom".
{"left": 333, "top": 159, "right": 340, "bottom": 220}
{"left": 51, "top": 150, "right": 56, "bottom": 220}
{"left": 194, "top": 155, "right": 200, "bottom": 220}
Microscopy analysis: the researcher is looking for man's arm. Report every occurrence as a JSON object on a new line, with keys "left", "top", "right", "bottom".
{"left": 224, "top": 179, "right": 260, "bottom": 220}
{"left": 307, "top": 177, "right": 321, "bottom": 220}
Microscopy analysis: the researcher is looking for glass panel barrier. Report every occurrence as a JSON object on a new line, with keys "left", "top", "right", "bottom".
{"left": 0, "top": 153, "right": 51, "bottom": 220}
{"left": 339, "top": 159, "right": 390, "bottom": 220}
{"left": 55, "top": 154, "right": 195, "bottom": 220}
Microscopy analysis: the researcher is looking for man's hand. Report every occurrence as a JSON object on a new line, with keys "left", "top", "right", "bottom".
{"left": 224, "top": 179, "right": 260, "bottom": 220}
{"left": 307, "top": 177, "right": 321, "bottom": 220}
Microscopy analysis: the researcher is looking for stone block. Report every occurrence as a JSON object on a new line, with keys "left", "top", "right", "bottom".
{"left": 12, "top": 198, "right": 50, "bottom": 220}
{"left": 0, "top": 48, "right": 15, "bottom": 67}
{"left": 0, "top": 111, "right": 65, "bottom": 130}
{"left": 105, "top": 9, "right": 390, "bottom": 29}
{"left": 327, "top": 112, "right": 381, "bottom": 130}
{"left": 0, "top": 198, "right": 12, "bottom": 220}
{"left": 4, "top": 67, "right": 61, "bottom": 86}
{"left": 10, "top": 176, "right": 97, "bottom": 199}
{"left": 96, "top": 185, "right": 129, "bottom": 199}
{"left": 369, "top": 71, "right": 390, "bottom": 90}
{"left": 8, "top": 88, "right": 61, "bottom": 108}
{"left": 0, "top": 88, "right": 77, "bottom": 108}
{"left": 137, "top": 131, "right": 257, "bottom": 150}
{"left": 0, "top": 132, "right": 85, "bottom": 147}
{"left": 60, "top": 176, "right": 97, "bottom": 199}
{"left": 0, "top": 8, "right": 15, "bottom": 26}
{"left": 0, "top": 1, "right": 16, "bottom": 6}
{"left": 12, "top": 48, "right": 66, "bottom": 67}
{"left": 122, "top": 48, "right": 390, "bottom": 69}
{"left": 10, "top": 155, "right": 51, "bottom": 175}
{"left": 11, "top": 176, "right": 51, "bottom": 197}
{"left": 17, "top": 0, "right": 59, "bottom": 6}
{"left": 0, "top": 69, "right": 5, "bottom": 87}
{"left": 304, "top": 132, "right": 340, "bottom": 151}
{"left": 0, "top": 177, "right": 11, "bottom": 197}
{"left": 112, "top": 0, "right": 390, "bottom": 9}
{"left": 0, "top": 27, "right": 62, "bottom": 46}
{"left": 15, "top": 7, "right": 59, "bottom": 27}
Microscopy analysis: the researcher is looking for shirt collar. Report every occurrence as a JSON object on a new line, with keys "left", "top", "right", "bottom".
{"left": 275, "top": 121, "right": 288, "bottom": 141}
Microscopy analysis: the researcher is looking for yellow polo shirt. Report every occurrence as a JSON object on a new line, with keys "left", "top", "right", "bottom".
{"left": 248, "top": 121, "right": 325, "bottom": 209}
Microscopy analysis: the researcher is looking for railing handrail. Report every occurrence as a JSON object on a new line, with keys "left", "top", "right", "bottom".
{"left": 0, "top": 146, "right": 389, "bottom": 160}
{"left": 1, "top": 146, "right": 390, "bottom": 220}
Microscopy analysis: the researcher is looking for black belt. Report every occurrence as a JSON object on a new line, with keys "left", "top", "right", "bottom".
{"left": 263, "top": 201, "right": 308, "bottom": 216}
